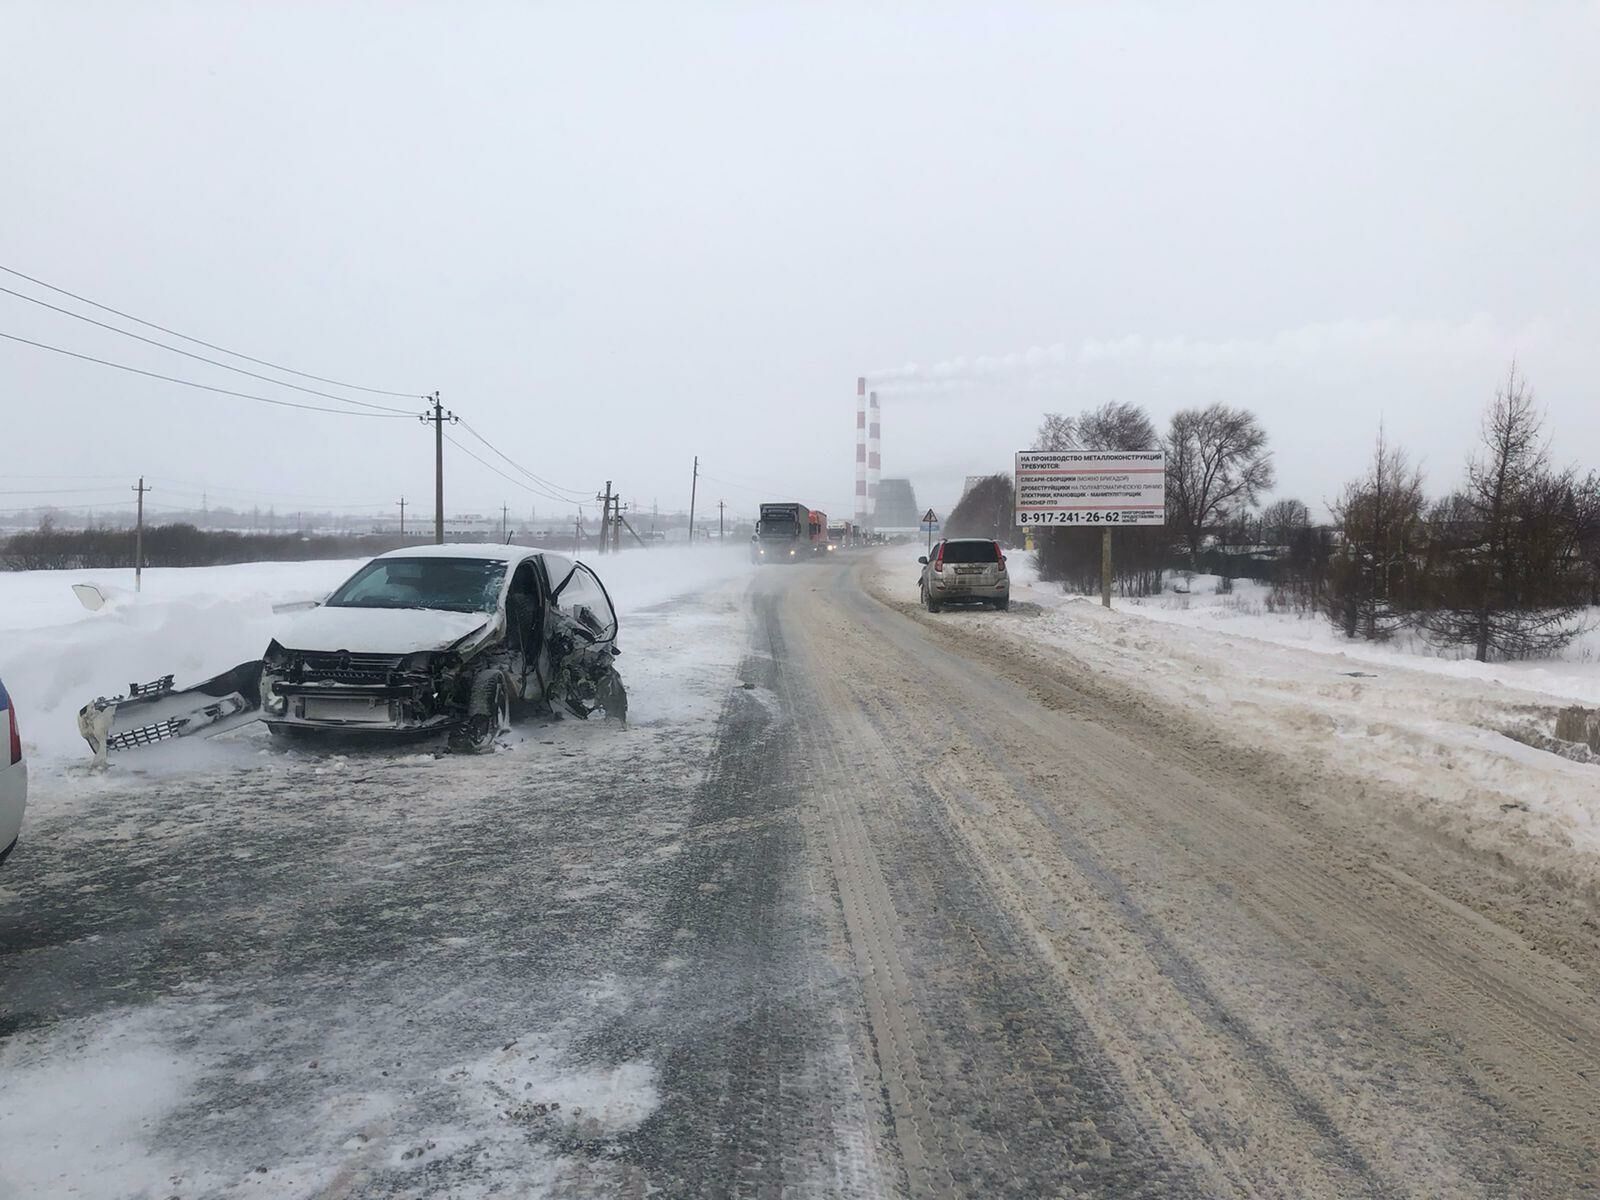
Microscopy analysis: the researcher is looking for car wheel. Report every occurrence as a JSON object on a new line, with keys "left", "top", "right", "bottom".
{"left": 596, "top": 668, "right": 628, "bottom": 724}
{"left": 450, "top": 672, "right": 509, "bottom": 754}
{"left": 926, "top": 593, "right": 941, "bottom": 613}
{"left": 993, "top": 597, "right": 1009, "bottom": 611}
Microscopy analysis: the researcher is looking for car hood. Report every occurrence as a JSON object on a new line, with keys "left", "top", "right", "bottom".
{"left": 278, "top": 605, "right": 491, "bottom": 655}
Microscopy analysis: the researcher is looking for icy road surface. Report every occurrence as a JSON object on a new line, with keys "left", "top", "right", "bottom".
{"left": 4, "top": 555, "right": 1600, "bottom": 1197}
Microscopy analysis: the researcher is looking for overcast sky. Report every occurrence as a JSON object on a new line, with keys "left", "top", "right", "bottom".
{"left": 3, "top": 2, "right": 1596, "bottom": 526}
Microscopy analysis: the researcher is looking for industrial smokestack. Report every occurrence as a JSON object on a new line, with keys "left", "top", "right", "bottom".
{"left": 855, "top": 376, "right": 868, "bottom": 526}
{"left": 867, "top": 390, "right": 881, "bottom": 523}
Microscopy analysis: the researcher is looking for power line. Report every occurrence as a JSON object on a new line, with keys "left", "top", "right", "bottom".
{"left": 0, "top": 284, "right": 418, "bottom": 414}
{"left": 699, "top": 467, "right": 846, "bottom": 514}
{"left": 0, "top": 330, "right": 418, "bottom": 419}
{"left": 455, "top": 418, "right": 589, "bottom": 499}
{"left": 0, "top": 486, "right": 131, "bottom": 496}
{"left": 442, "top": 433, "right": 582, "bottom": 505}
{"left": 0, "top": 498, "right": 140, "bottom": 514}
{"left": 0, "top": 262, "right": 421, "bottom": 399}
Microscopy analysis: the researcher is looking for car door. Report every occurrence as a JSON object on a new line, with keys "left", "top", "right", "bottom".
{"left": 551, "top": 562, "right": 618, "bottom": 645}
{"left": 507, "top": 558, "right": 550, "bottom": 701}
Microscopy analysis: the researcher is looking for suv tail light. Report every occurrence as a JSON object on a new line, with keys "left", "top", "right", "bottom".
{"left": 7, "top": 703, "right": 19, "bottom": 766}
{"left": 933, "top": 543, "right": 944, "bottom": 571}
{"left": 994, "top": 541, "right": 1006, "bottom": 571}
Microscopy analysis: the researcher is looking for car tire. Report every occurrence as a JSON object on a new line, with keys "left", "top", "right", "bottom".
{"left": 926, "top": 593, "right": 941, "bottom": 613}
{"left": 993, "top": 597, "right": 1009, "bottom": 611}
{"left": 450, "top": 672, "right": 509, "bottom": 754}
{"left": 596, "top": 668, "right": 629, "bottom": 724}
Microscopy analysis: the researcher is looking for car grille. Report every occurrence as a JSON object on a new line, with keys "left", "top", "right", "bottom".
{"left": 298, "top": 652, "right": 406, "bottom": 684}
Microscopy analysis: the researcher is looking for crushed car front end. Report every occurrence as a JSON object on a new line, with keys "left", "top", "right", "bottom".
{"left": 259, "top": 642, "right": 475, "bottom": 736}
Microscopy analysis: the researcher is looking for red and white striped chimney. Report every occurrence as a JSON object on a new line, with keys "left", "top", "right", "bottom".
{"left": 867, "top": 390, "right": 881, "bottom": 523}
{"left": 855, "top": 376, "right": 868, "bottom": 526}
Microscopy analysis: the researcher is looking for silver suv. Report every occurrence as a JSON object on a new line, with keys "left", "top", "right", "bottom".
{"left": 918, "top": 538, "right": 1010, "bottom": 611}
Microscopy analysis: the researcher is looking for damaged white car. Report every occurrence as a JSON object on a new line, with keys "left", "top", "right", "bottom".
{"left": 78, "top": 545, "right": 627, "bottom": 760}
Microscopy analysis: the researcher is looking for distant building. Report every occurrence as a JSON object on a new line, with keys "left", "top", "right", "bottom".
{"left": 875, "top": 478, "right": 921, "bottom": 530}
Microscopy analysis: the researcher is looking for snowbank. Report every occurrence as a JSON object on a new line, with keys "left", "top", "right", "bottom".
{"left": 0, "top": 545, "right": 754, "bottom": 765}
{"left": 1127, "top": 574, "right": 1600, "bottom": 706}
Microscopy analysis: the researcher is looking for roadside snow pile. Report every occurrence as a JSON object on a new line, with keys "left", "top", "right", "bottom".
{"left": 873, "top": 547, "right": 1600, "bottom": 879}
{"left": 0, "top": 560, "right": 363, "bottom": 762}
{"left": 0, "top": 546, "right": 754, "bottom": 766}
{"left": 1127, "top": 573, "right": 1600, "bottom": 706}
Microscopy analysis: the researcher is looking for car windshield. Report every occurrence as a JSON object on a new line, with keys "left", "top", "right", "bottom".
{"left": 324, "top": 557, "right": 507, "bottom": 613}
{"left": 942, "top": 540, "right": 999, "bottom": 563}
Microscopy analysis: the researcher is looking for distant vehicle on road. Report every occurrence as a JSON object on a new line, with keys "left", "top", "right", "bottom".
{"left": 807, "top": 509, "right": 829, "bottom": 555}
{"left": 0, "top": 675, "right": 25, "bottom": 866}
{"left": 755, "top": 502, "right": 826, "bottom": 562}
{"left": 918, "top": 539, "right": 1010, "bottom": 612}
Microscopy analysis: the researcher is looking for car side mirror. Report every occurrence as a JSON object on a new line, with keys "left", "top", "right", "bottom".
{"left": 917, "top": 556, "right": 928, "bottom": 565}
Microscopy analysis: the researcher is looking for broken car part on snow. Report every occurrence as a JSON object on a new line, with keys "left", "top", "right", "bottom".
{"left": 77, "top": 545, "right": 627, "bottom": 763}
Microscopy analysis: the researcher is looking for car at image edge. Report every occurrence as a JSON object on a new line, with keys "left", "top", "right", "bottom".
{"left": 0, "top": 674, "right": 26, "bottom": 866}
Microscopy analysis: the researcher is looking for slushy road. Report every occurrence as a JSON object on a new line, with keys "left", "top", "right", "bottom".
{"left": 3, "top": 557, "right": 1598, "bottom": 1197}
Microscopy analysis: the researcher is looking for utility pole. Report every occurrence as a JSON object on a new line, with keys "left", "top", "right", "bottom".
{"left": 573, "top": 510, "right": 583, "bottom": 555}
{"left": 419, "top": 391, "right": 457, "bottom": 544}
{"left": 501, "top": 503, "right": 509, "bottom": 543}
{"left": 597, "top": 481, "right": 614, "bottom": 555}
{"left": 687, "top": 456, "right": 699, "bottom": 545}
{"left": 132, "top": 476, "right": 150, "bottom": 592}
{"left": 718, "top": 499, "right": 725, "bottom": 541}
{"left": 398, "top": 496, "right": 406, "bottom": 537}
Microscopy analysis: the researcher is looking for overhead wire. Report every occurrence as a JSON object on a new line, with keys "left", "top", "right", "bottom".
{"left": 443, "top": 433, "right": 583, "bottom": 506}
{"left": 0, "top": 262, "right": 421, "bottom": 399}
{"left": 455, "top": 418, "right": 589, "bottom": 499}
{"left": 0, "top": 331, "right": 417, "bottom": 418}
{"left": 0, "top": 284, "right": 419, "bottom": 414}
{"left": 699, "top": 466, "right": 847, "bottom": 516}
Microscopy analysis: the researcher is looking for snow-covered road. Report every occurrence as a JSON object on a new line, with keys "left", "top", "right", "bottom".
{"left": 4, "top": 552, "right": 1600, "bottom": 1197}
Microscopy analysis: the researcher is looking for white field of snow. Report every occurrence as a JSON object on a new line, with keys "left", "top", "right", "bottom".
{"left": 1129, "top": 573, "right": 1600, "bottom": 706}
{"left": 876, "top": 547, "right": 1600, "bottom": 888}
{"left": 0, "top": 544, "right": 758, "bottom": 767}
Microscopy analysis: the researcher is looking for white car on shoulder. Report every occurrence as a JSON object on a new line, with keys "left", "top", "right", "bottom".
{"left": 0, "top": 674, "right": 26, "bottom": 865}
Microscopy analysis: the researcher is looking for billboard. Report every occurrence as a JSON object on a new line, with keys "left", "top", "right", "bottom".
{"left": 1013, "top": 450, "right": 1166, "bottom": 526}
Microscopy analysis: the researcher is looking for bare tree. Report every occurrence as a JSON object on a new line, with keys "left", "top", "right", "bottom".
{"left": 1076, "top": 400, "right": 1157, "bottom": 452}
{"left": 1034, "top": 412, "right": 1077, "bottom": 451}
{"left": 1423, "top": 366, "right": 1585, "bottom": 660}
{"left": 1164, "top": 403, "right": 1275, "bottom": 569}
{"left": 945, "top": 474, "right": 1018, "bottom": 544}
{"left": 1328, "top": 425, "right": 1426, "bottom": 640}
{"left": 1260, "top": 498, "right": 1310, "bottom": 548}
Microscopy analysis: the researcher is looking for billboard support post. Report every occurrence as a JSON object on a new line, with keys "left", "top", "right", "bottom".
{"left": 1102, "top": 528, "right": 1113, "bottom": 608}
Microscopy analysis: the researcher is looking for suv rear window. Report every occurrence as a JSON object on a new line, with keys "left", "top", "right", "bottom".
{"left": 941, "top": 540, "right": 998, "bottom": 563}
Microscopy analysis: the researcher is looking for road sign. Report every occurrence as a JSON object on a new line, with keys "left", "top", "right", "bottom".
{"left": 1013, "top": 450, "right": 1166, "bottom": 526}
{"left": 922, "top": 508, "right": 938, "bottom": 524}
